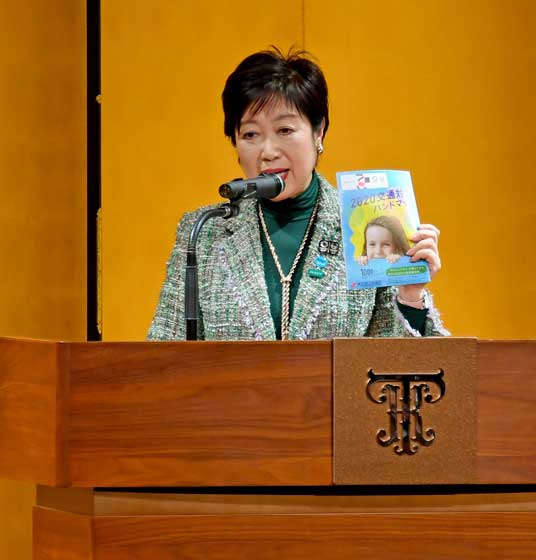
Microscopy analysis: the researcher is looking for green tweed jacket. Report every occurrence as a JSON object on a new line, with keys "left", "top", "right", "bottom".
{"left": 148, "top": 176, "right": 448, "bottom": 340}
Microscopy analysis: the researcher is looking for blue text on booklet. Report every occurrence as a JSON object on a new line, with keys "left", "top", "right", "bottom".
{"left": 336, "top": 169, "right": 431, "bottom": 290}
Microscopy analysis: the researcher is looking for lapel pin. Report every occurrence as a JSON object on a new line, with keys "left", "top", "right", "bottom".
{"left": 318, "top": 240, "right": 329, "bottom": 254}
{"left": 319, "top": 239, "right": 339, "bottom": 256}
{"left": 314, "top": 255, "right": 328, "bottom": 269}
{"left": 308, "top": 268, "right": 325, "bottom": 279}
{"left": 328, "top": 241, "right": 339, "bottom": 256}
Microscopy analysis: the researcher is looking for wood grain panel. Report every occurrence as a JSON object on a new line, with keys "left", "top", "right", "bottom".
{"left": 2, "top": 338, "right": 535, "bottom": 487}
{"left": 34, "top": 507, "right": 93, "bottom": 560}
{"left": 93, "top": 512, "right": 536, "bottom": 560}
{"left": 67, "top": 341, "right": 332, "bottom": 486}
{"left": 90, "top": 489, "right": 536, "bottom": 516}
{"left": 477, "top": 340, "right": 536, "bottom": 483}
{"left": 0, "top": 338, "right": 68, "bottom": 485}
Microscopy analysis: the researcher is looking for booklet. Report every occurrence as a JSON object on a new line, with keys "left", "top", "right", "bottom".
{"left": 336, "top": 169, "right": 430, "bottom": 290}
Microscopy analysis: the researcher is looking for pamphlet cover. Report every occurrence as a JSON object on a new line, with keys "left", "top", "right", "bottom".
{"left": 336, "top": 169, "right": 430, "bottom": 290}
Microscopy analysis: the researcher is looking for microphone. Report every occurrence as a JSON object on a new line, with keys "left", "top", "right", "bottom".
{"left": 219, "top": 173, "right": 285, "bottom": 200}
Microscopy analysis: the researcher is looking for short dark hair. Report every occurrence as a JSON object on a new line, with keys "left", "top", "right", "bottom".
{"left": 222, "top": 47, "right": 329, "bottom": 145}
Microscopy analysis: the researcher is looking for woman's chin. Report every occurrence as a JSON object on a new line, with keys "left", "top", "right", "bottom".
{"left": 270, "top": 182, "right": 307, "bottom": 202}
{"left": 269, "top": 192, "right": 291, "bottom": 202}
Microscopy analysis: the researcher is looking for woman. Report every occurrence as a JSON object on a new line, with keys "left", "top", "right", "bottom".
{"left": 148, "top": 48, "right": 447, "bottom": 341}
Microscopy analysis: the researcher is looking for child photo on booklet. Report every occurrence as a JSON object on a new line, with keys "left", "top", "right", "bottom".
{"left": 357, "top": 215, "right": 410, "bottom": 266}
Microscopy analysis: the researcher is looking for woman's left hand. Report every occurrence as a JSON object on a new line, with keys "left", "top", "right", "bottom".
{"left": 397, "top": 223, "right": 441, "bottom": 304}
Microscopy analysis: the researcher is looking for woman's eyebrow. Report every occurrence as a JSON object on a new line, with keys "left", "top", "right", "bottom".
{"left": 273, "top": 112, "right": 299, "bottom": 121}
{"left": 241, "top": 112, "right": 299, "bottom": 126}
{"left": 239, "top": 117, "right": 257, "bottom": 126}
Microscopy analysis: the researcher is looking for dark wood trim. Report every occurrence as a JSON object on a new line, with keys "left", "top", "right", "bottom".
{"left": 86, "top": 0, "right": 101, "bottom": 341}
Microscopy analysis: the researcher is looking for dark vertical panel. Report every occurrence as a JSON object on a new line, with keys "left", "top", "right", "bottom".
{"left": 87, "top": 0, "right": 101, "bottom": 341}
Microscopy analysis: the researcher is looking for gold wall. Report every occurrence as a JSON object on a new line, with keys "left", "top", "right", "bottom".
{"left": 306, "top": 0, "right": 536, "bottom": 338}
{"left": 102, "top": 0, "right": 536, "bottom": 341}
{"left": 0, "top": 1, "right": 87, "bottom": 558}
{"left": 100, "top": 0, "right": 304, "bottom": 339}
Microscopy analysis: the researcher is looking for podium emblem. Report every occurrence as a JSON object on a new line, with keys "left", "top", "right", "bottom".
{"left": 366, "top": 369, "right": 445, "bottom": 455}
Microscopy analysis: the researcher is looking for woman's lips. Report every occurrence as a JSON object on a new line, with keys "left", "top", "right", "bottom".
{"left": 263, "top": 168, "right": 289, "bottom": 181}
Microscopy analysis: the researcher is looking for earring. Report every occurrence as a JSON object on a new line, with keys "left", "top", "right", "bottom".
{"left": 316, "top": 139, "right": 324, "bottom": 154}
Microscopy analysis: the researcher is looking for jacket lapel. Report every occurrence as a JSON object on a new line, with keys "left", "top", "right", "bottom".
{"left": 289, "top": 177, "right": 344, "bottom": 339}
{"left": 219, "top": 200, "right": 276, "bottom": 340}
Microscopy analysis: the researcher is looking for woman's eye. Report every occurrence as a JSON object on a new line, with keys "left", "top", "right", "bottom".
{"left": 242, "top": 131, "right": 257, "bottom": 139}
{"left": 278, "top": 127, "right": 293, "bottom": 135}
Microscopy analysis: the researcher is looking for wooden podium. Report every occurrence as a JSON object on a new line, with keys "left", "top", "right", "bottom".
{"left": 1, "top": 337, "right": 535, "bottom": 559}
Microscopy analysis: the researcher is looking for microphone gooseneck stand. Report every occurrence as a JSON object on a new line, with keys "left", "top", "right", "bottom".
{"left": 185, "top": 173, "right": 284, "bottom": 340}
{"left": 185, "top": 201, "right": 239, "bottom": 340}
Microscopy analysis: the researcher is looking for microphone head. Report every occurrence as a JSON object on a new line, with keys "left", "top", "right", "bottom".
{"left": 219, "top": 173, "right": 285, "bottom": 200}
{"left": 219, "top": 178, "right": 244, "bottom": 199}
{"left": 257, "top": 173, "right": 285, "bottom": 199}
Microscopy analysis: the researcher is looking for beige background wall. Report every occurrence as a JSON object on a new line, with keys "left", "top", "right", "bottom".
{"left": 0, "top": 1, "right": 86, "bottom": 558}
{"left": 102, "top": 0, "right": 535, "bottom": 341}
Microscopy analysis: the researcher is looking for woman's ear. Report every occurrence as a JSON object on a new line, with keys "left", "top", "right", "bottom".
{"left": 315, "top": 119, "right": 326, "bottom": 155}
{"left": 316, "top": 118, "right": 326, "bottom": 140}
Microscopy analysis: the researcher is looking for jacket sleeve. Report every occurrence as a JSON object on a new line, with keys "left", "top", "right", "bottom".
{"left": 365, "top": 287, "right": 450, "bottom": 337}
{"left": 147, "top": 212, "right": 198, "bottom": 341}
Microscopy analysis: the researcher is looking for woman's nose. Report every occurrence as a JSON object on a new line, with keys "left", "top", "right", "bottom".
{"left": 260, "top": 137, "right": 280, "bottom": 161}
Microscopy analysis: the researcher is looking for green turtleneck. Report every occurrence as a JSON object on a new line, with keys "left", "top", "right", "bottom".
{"left": 259, "top": 173, "right": 428, "bottom": 339}
{"left": 259, "top": 173, "right": 319, "bottom": 339}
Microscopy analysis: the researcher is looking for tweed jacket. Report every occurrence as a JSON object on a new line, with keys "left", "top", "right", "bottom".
{"left": 148, "top": 176, "right": 448, "bottom": 341}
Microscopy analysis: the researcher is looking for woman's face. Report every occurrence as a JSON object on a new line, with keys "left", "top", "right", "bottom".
{"left": 365, "top": 225, "right": 396, "bottom": 259}
{"left": 235, "top": 98, "right": 323, "bottom": 201}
